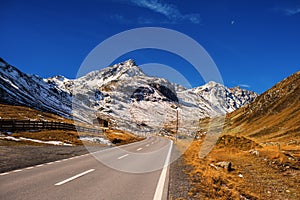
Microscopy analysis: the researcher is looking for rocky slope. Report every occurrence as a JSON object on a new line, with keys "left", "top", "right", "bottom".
{"left": 0, "top": 58, "right": 72, "bottom": 118}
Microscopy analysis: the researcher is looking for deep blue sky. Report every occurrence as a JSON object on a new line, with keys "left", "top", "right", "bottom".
{"left": 1, "top": 0, "right": 299, "bottom": 93}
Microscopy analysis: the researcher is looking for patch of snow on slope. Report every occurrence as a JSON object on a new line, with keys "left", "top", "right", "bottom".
{"left": 0, "top": 77, "right": 19, "bottom": 90}
{"left": 79, "top": 136, "right": 112, "bottom": 145}
{"left": 1, "top": 136, "right": 73, "bottom": 146}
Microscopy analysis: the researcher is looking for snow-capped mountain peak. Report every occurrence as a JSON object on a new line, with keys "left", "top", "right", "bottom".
{"left": 177, "top": 80, "right": 257, "bottom": 115}
{"left": 103, "top": 59, "right": 145, "bottom": 78}
{"left": 0, "top": 57, "right": 257, "bottom": 135}
{"left": 192, "top": 81, "right": 223, "bottom": 93}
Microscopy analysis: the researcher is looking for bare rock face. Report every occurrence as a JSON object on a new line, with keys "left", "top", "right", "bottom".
{"left": 131, "top": 86, "right": 155, "bottom": 101}
{"left": 148, "top": 83, "right": 178, "bottom": 102}
{"left": 215, "top": 161, "right": 233, "bottom": 171}
{"left": 249, "top": 149, "right": 260, "bottom": 156}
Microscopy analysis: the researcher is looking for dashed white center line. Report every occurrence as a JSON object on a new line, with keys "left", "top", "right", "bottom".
{"left": 54, "top": 169, "right": 95, "bottom": 186}
{"left": 137, "top": 148, "right": 143, "bottom": 151}
{"left": 146, "top": 144, "right": 150, "bottom": 147}
{"left": 117, "top": 154, "right": 129, "bottom": 160}
{"left": 151, "top": 142, "right": 154, "bottom": 144}
{"left": 0, "top": 155, "right": 88, "bottom": 177}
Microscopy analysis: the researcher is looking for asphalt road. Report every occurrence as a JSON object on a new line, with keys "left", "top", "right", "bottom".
{"left": 0, "top": 136, "right": 173, "bottom": 200}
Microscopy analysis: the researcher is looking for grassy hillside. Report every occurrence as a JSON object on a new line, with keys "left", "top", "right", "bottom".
{"left": 0, "top": 103, "right": 74, "bottom": 123}
{"left": 224, "top": 71, "right": 300, "bottom": 143}
{"left": 179, "top": 71, "right": 300, "bottom": 199}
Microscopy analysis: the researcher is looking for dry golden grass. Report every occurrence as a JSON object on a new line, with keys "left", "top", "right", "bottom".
{"left": 104, "top": 129, "right": 144, "bottom": 145}
{"left": 182, "top": 72, "right": 300, "bottom": 199}
{"left": 180, "top": 72, "right": 300, "bottom": 199}
{"left": 222, "top": 70, "right": 300, "bottom": 145}
{"left": 0, "top": 103, "right": 74, "bottom": 123}
{"left": 10, "top": 130, "right": 83, "bottom": 145}
{"left": 180, "top": 135, "right": 300, "bottom": 200}
{"left": 0, "top": 103, "right": 99, "bottom": 128}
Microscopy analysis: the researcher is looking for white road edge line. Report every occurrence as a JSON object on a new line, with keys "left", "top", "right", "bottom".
{"left": 0, "top": 172, "right": 9, "bottom": 176}
{"left": 153, "top": 140, "right": 173, "bottom": 200}
{"left": 12, "top": 169, "right": 23, "bottom": 173}
{"left": 137, "top": 148, "right": 143, "bottom": 151}
{"left": 26, "top": 166, "right": 34, "bottom": 170}
{"left": 54, "top": 169, "right": 95, "bottom": 186}
{"left": 117, "top": 154, "right": 129, "bottom": 160}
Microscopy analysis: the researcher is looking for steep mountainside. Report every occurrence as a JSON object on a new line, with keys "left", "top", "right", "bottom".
{"left": 187, "top": 72, "right": 299, "bottom": 200}
{"left": 0, "top": 57, "right": 257, "bottom": 135}
{"left": 223, "top": 71, "right": 300, "bottom": 143}
{"left": 0, "top": 58, "right": 72, "bottom": 118}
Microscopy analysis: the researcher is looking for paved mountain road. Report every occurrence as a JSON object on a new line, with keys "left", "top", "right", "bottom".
{"left": 0, "top": 136, "right": 173, "bottom": 200}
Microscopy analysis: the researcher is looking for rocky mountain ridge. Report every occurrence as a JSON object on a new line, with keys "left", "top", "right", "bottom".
{"left": 0, "top": 57, "right": 257, "bottom": 135}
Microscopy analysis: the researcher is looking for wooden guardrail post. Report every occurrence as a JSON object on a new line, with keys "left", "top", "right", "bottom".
{"left": 12, "top": 120, "right": 15, "bottom": 131}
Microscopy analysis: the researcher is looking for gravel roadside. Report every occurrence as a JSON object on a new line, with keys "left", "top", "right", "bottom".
{"left": 168, "top": 148, "right": 193, "bottom": 200}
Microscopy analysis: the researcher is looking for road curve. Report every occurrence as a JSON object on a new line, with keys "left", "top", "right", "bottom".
{"left": 0, "top": 136, "right": 173, "bottom": 200}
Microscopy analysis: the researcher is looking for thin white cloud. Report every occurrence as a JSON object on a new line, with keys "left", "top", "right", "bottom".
{"left": 136, "top": 17, "right": 174, "bottom": 24}
{"left": 273, "top": 6, "right": 300, "bottom": 16}
{"left": 137, "top": 17, "right": 156, "bottom": 24}
{"left": 130, "top": 0, "right": 201, "bottom": 24}
{"left": 238, "top": 84, "right": 250, "bottom": 88}
{"left": 284, "top": 7, "right": 300, "bottom": 16}
{"left": 110, "top": 14, "right": 132, "bottom": 24}
{"left": 110, "top": 14, "right": 175, "bottom": 25}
